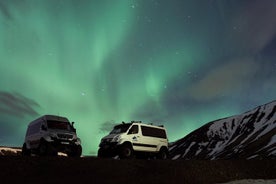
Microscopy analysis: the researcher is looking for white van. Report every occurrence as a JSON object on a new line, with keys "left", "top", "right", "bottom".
{"left": 22, "top": 115, "right": 82, "bottom": 157}
{"left": 98, "top": 121, "right": 169, "bottom": 159}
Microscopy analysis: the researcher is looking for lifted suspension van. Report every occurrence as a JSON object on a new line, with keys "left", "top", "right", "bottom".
{"left": 22, "top": 115, "right": 82, "bottom": 157}
{"left": 98, "top": 121, "right": 169, "bottom": 159}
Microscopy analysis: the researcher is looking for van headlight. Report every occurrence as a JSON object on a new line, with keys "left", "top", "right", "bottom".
{"left": 45, "top": 133, "right": 56, "bottom": 141}
{"left": 77, "top": 137, "right": 81, "bottom": 144}
{"left": 44, "top": 134, "right": 55, "bottom": 142}
{"left": 113, "top": 135, "right": 121, "bottom": 142}
{"left": 49, "top": 133, "right": 57, "bottom": 138}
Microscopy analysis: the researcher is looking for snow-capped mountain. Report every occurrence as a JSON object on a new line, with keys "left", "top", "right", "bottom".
{"left": 169, "top": 101, "right": 276, "bottom": 160}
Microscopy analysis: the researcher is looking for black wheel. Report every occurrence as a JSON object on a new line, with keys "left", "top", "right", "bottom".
{"left": 68, "top": 145, "right": 82, "bottom": 157}
{"left": 22, "top": 143, "right": 31, "bottom": 156}
{"left": 157, "top": 147, "right": 168, "bottom": 160}
{"left": 74, "top": 145, "right": 82, "bottom": 157}
{"left": 119, "top": 144, "right": 133, "bottom": 159}
{"left": 97, "top": 148, "right": 107, "bottom": 158}
{"left": 38, "top": 140, "right": 49, "bottom": 156}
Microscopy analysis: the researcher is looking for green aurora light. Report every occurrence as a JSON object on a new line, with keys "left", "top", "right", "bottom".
{"left": 1, "top": 0, "right": 276, "bottom": 155}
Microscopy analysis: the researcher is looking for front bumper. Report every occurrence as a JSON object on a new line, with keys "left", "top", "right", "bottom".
{"left": 47, "top": 138, "right": 79, "bottom": 152}
{"left": 98, "top": 142, "right": 120, "bottom": 157}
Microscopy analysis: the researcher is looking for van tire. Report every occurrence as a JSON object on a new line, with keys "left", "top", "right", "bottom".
{"left": 157, "top": 147, "right": 168, "bottom": 160}
{"left": 75, "top": 145, "right": 82, "bottom": 157}
{"left": 98, "top": 148, "right": 107, "bottom": 158}
{"left": 119, "top": 144, "right": 133, "bottom": 159}
{"left": 22, "top": 143, "right": 31, "bottom": 156}
{"left": 38, "top": 140, "right": 49, "bottom": 156}
{"left": 68, "top": 145, "right": 82, "bottom": 157}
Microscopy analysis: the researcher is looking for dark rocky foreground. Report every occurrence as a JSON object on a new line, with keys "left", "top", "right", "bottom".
{"left": 0, "top": 156, "right": 275, "bottom": 184}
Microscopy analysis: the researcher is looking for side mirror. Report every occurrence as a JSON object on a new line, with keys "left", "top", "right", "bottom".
{"left": 71, "top": 122, "right": 76, "bottom": 133}
{"left": 41, "top": 125, "right": 47, "bottom": 131}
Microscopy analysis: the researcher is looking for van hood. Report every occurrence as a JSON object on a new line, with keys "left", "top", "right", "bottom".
{"left": 102, "top": 133, "right": 122, "bottom": 140}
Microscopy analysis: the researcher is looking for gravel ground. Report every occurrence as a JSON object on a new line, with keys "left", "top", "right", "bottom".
{"left": 0, "top": 156, "right": 275, "bottom": 184}
{"left": 220, "top": 179, "right": 276, "bottom": 184}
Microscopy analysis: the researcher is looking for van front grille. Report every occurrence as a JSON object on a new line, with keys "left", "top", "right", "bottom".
{"left": 57, "top": 134, "right": 73, "bottom": 139}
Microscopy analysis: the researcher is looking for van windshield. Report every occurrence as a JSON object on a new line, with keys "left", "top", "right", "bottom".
{"left": 47, "top": 121, "right": 71, "bottom": 131}
{"left": 109, "top": 124, "right": 131, "bottom": 134}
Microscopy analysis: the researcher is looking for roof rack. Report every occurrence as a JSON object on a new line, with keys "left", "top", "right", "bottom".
{"left": 131, "top": 120, "right": 142, "bottom": 123}
{"left": 148, "top": 122, "right": 164, "bottom": 127}
{"left": 130, "top": 121, "right": 165, "bottom": 127}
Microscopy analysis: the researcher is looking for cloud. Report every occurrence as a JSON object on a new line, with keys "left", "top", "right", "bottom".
{"left": 229, "top": 0, "right": 276, "bottom": 54}
{"left": 0, "top": 1, "right": 12, "bottom": 20}
{"left": 0, "top": 91, "right": 40, "bottom": 117}
{"left": 99, "top": 120, "right": 117, "bottom": 132}
{"left": 186, "top": 57, "right": 259, "bottom": 101}
{"left": 132, "top": 99, "right": 168, "bottom": 123}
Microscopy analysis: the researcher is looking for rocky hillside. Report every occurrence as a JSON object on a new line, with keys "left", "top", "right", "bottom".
{"left": 169, "top": 101, "right": 276, "bottom": 160}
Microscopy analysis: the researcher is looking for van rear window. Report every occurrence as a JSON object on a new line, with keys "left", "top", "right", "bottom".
{"left": 141, "top": 126, "right": 167, "bottom": 139}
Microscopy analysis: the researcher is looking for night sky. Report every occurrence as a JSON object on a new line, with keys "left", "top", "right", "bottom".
{"left": 1, "top": 0, "right": 276, "bottom": 155}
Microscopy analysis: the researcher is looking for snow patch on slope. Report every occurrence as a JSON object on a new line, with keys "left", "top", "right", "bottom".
{"left": 182, "top": 142, "right": 195, "bottom": 157}
{"left": 170, "top": 100, "right": 276, "bottom": 160}
{"left": 0, "top": 147, "right": 21, "bottom": 156}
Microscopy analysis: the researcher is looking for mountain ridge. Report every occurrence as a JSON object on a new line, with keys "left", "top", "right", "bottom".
{"left": 169, "top": 100, "right": 276, "bottom": 160}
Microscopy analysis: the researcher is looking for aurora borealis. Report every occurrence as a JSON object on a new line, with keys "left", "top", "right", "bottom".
{"left": 1, "top": 0, "right": 276, "bottom": 155}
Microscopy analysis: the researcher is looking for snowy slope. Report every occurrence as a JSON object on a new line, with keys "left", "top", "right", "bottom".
{"left": 0, "top": 147, "right": 22, "bottom": 156}
{"left": 170, "top": 101, "right": 276, "bottom": 159}
{"left": 0, "top": 146, "right": 68, "bottom": 156}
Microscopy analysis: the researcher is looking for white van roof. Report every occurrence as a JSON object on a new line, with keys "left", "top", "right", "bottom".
{"left": 127, "top": 121, "right": 166, "bottom": 130}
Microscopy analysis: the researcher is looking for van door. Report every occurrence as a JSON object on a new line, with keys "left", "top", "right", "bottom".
{"left": 138, "top": 126, "right": 159, "bottom": 152}
{"left": 27, "top": 121, "right": 42, "bottom": 149}
{"left": 129, "top": 125, "right": 158, "bottom": 152}
{"left": 127, "top": 125, "right": 143, "bottom": 152}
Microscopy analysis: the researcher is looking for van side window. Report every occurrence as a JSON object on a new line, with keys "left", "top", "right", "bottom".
{"left": 128, "top": 125, "right": 138, "bottom": 134}
{"left": 28, "top": 122, "right": 41, "bottom": 135}
{"left": 141, "top": 126, "right": 166, "bottom": 139}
